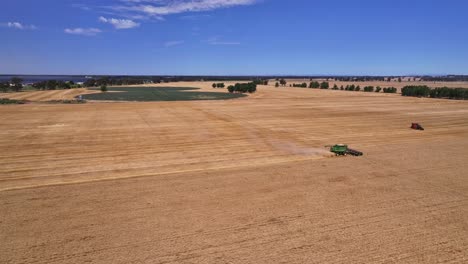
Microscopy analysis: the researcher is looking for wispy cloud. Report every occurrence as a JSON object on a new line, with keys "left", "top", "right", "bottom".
{"left": 205, "top": 36, "right": 240, "bottom": 45}
{"left": 179, "top": 14, "right": 211, "bottom": 20}
{"left": 110, "top": 0, "right": 258, "bottom": 17}
{"left": 64, "top": 28, "right": 102, "bottom": 36}
{"left": 119, "top": 0, "right": 159, "bottom": 2}
{"left": 3, "top": 21, "right": 37, "bottom": 30}
{"left": 72, "top": 3, "right": 91, "bottom": 11}
{"left": 99, "top": 16, "right": 140, "bottom": 29}
{"left": 164, "top": 40, "right": 184, "bottom": 47}
{"left": 62, "top": 1, "right": 258, "bottom": 37}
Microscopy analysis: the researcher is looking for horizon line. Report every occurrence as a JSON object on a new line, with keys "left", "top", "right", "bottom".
{"left": 2, "top": 73, "right": 468, "bottom": 77}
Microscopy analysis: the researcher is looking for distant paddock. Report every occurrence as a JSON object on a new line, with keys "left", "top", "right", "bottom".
{"left": 81, "top": 86, "right": 247, "bottom": 101}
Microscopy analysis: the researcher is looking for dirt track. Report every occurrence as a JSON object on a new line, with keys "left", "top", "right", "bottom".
{"left": 1, "top": 83, "right": 468, "bottom": 263}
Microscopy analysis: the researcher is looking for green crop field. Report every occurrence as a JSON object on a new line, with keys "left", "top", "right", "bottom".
{"left": 81, "top": 87, "right": 246, "bottom": 101}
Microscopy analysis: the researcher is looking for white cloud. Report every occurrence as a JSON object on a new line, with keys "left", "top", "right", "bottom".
{"left": 112, "top": 0, "right": 258, "bottom": 17}
{"left": 99, "top": 16, "right": 140, "bottom": 29}
{"left": 8, "top": 22, "right": 23, "bottom": 29}
{"left": 164, "top": 40, "right": 184, "bottom": 47}
{"left": 64, "top": 28, "right": 102, "bottom": 36}
{"left": 4, "top": 22, "right": 36, "bottom": 30}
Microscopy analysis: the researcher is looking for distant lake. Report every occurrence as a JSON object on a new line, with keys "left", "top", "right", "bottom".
{"left": 0, "top": 75, "right": 91, "bottom": 84}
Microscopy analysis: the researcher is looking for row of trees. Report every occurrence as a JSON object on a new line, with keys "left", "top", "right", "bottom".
{"left": 364, "top": 86, "right": 375, "bottom": 92}
{"left": 382, "top": 87, "right": 397, "bottom": 93}
{"left": 361, "top": 86, "right": 391, "bottom": 93}
{"left": 303, "top": 81, "right": 329, "bottom": 89}
{"left": 83, "top": 77, "right": 146, "bottom": 87}
{"left": 0, "top": 77, "right": 23, "bottom": 92}
{"left": 288, "top": 81, "right": 329, "bottom": 89}
{"left": 274, "top": 79, "right": 288, "bottom": 87}
{"left": 401, "top": 85, "right": 468, "bottom": 99}
{"left": 1, "top": 77, "right": 89, "bottom": 93}
{"left": 343, "top": 85, "right": 396, "bottom": 93}
{"left": 327, "top": 84, "right": 396, "bottom": 93}
{"left": 420, "top": 75, "right": 468, "bottom": 82}
{"left": 213, "top": 80, "right": 267, "bottom": 89}
{"left": 212, "top": 83, "right": 225, "bottom": 88}
{"left": 309, "top": 81, "right": 320, "bottom": 88}
{"left": 319, "top": 82, "right": 329, "bottom": 89}
{"left": 292, "top": 83, "right": 308, "bottom": 88}
{"left": 332, "top": 76, "right": 420, "bottom": 82}
{"left": 343, "top": 84, "right": 360, "bottom": 91}
{"left": 276, "top": 82, "right": 398, "bottom": 94}
{"left": 285, "top": 81, "right": 330, "bottom": 89}
{"left": 227, "top": 82, "right": 257, "bottom": 93}
{"left": 252, "top": 79, "right": 268, "bottom": 85}
{"left": 401, "top": 85, "right": 431, "bottom": 97}
{"left": 32, "top": 80, "right": 81, "bottom": 90}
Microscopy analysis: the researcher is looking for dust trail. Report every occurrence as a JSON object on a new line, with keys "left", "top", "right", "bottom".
{"left": 269, "top": 141, "right": 334, "bottom": 158}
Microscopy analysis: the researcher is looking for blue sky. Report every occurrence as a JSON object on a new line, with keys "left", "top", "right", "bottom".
{"left": 1, "top": 0, "right": 468, "bottom": 75}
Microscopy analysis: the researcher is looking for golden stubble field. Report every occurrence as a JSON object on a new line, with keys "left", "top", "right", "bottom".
{"left": 1, "top": 82, "right": 468, "bottom": 263}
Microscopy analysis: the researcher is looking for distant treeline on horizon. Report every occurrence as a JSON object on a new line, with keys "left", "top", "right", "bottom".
{"left": 1, "top": 74, "right": 468, "bottom": 84}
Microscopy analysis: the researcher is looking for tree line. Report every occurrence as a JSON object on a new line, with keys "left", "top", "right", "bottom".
{"left": 285, "top": 81, "right": 330, "bottom": 89}
{"left": 361, "top": 86, "right": 397, "bottom": 93}
{"left": 252, "top": 79, "right": 268, "bottom": 85}
{"left": 420, "top": 75, "right": 468, "bottom": 82}
{"left": 343, "top": 85, "right": 396, "bottom": 93}
{"left": 402, "top": 85, "right": 468, "bottom": 100}
{"left": 310, "top": 81, "right": 327, "bottom": 89}
{"left": 292, "top": 83, "right": 308, "bottom": 88}
{"left": 279, "top": 81, "right": 398, "bottom": 94}
{"left": 212, "top": 83, "right": 225, "bottom": 88}
{"left": 287, "top": 81, "right": 329, "bottom": 89}
{"left": 0, "top": 77, "right": 24, "bottom": 92}
{"left": 32, "top": 80, "right": 81, "bottom": 90}
{"left": 227, "top": 82, "right": 257, "bottom": 93}
{"left": 84, "top": 77, "right": 146, "bottom": 87}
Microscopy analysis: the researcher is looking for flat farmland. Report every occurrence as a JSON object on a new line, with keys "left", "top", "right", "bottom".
{"left": 280, "top": 78, "right": 468, "bottom": 92}
{"left": 1, "top": 82, "right": 468, "bottom": 263}
{"left": 82, "top": 86, "right": 246, "bottom": 101}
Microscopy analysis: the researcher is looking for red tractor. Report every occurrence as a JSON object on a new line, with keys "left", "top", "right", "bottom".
{"left": 411, "top": 123, "right": 424, "bottom": 130}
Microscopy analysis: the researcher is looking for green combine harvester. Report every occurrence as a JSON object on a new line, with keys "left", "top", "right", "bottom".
{"left": 330, "top": 144, "right": 363, "bottom": 156}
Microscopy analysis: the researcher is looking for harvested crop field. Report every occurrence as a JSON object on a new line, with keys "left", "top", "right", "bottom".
{"left": 1, "top": 82, "right": 468, "bottom": 263}
{"left": 1, "top": 88, "right": 97, "bottom": 102}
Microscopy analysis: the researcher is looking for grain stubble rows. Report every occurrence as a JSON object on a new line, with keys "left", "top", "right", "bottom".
{"left": 1, "top": 82, "right": 468, "bottom": 263}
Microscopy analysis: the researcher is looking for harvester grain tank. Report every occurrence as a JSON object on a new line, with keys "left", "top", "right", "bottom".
{"left": 329, "top": 144, "right": 363, "bottom": 156}
{"left": 330, "top": 144, "right": 348, "bottom": 155}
